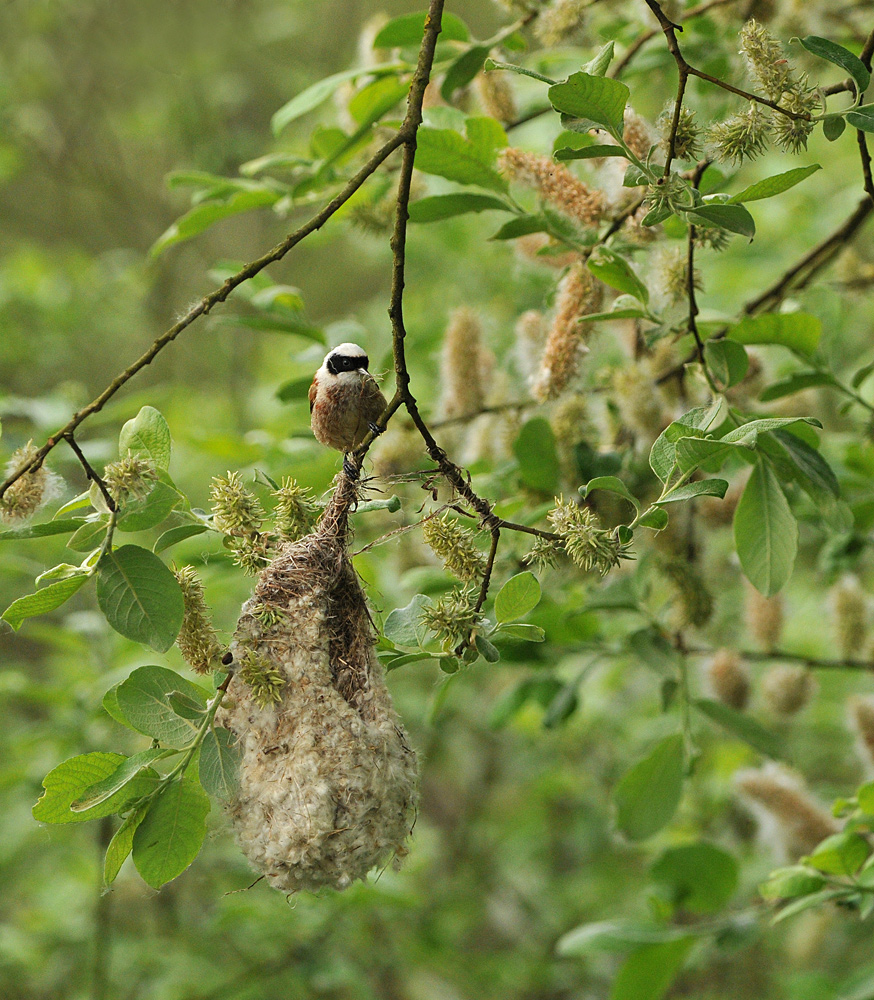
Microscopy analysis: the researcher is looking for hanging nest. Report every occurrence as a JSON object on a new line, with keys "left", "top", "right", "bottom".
{"left": 217, "top": 474, "right": 418, "bottom": 892}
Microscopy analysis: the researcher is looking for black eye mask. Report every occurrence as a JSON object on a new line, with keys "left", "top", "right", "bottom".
{"left": 327, "top": 354, "right": 369, "bottom": 375}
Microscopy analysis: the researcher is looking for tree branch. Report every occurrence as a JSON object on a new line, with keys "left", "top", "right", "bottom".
{"left": 689, "top": 647, "right": 874, "bottom": 672}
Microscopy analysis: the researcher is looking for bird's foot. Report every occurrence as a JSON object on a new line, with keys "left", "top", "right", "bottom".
{"left": 368, "top": 422, "right": 384, "bottom": 437}
{"left": 343, "top": 455, "right": 360, "bottom": 480}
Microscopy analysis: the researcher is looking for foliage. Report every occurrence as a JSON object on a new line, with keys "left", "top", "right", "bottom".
{"left": 3, "top": 0, "right": 874, "bottom": 998}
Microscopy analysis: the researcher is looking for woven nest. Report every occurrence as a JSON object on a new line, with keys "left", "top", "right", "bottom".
{"left": 217, "top": 475, "right": 418, "bottom": 892}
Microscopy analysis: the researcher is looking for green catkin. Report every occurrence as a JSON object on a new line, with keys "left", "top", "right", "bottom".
{"left": 104, "top": 454, "right": 157, "bottom": 502}
{"left": 707, "top": 104, "right": 770, "bottom": 165}
{"left": 658, "top": 104, "right": 702, "bottom": 161}
{"left": 420, "top": 586, "right": 482, "bottom": 650}
{"left": 174, "top": 566, "right": 222, "bottom": 674}
{"left": 238, "top": 648, "right": 287, "bottom": 708}
{"left": 272, "top": 478, "right": 319, "bottom": 542}
{"left": 211, "top": 471, "right": 265, "bottom": 536}
{"left": 422, "top": 513, "right": 487, "bottom": 583}
{"left": 547, "top": 497, "right": 629, "bottom": 576}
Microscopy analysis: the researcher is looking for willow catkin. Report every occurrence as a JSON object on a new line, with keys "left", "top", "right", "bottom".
{"left": 762, "top": 664, "right": 816, "bottom": 716}
{"left": 514, "top": 234, "right": 581, "bottom": 271}
{"left": 745, "top": 586, "right": 784, "bottom": 653}
{"left": 0, "top": 443, "right": 61, "bottom": 523}
{"left": 217, "top": 499, "right": 417, "bottom": 893}
{"left": 438, "top": 307, "right": 491, "bottom": 420}
{"left": 534, "top": 0, "right": 588, "bottom": 46}
{"left": 848, "top": 696, "right": 874, "bottom": 771}
{"left": 706, "top": 649, "right": 751, "bottom": 711}
{"left": 830, "top": 575, "right": 868, "bottom": 661}
{"left": 532, "top": 262, "right": 602, "bottom": 402}
{"left": 498, "top": 148, "right": 604, "bottom": 229}
{"left": 474, "top": 69, "right": 517, "bottom": 125}
{"left": 735, "top": 764, "right": 838, "bottom": 859}
{"left": 613, "top": 364, "right": 666, "bottom": 443}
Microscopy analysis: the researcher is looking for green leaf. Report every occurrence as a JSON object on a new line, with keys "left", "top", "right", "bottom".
{"left": 66, "top": 518, "right": 109, "bottom": 552}
{"left": 823, "top": 115, "right": 847, "bottom": 141}
{"left": 153, "top": 524, "right": 208, "bottom": 553}
{"left": 579, "top": 476, "right": 640, "bottom": 512}
{"left": 554, "top": 144, "right": 628, "bottom": 161}
{"left": 805, "top": 832, "right": 870, "bottom": 876}
{"left": 102, "top": 682, "right": 128, "bottom": 726}
{"left": 705, "top": 339, "right": 749, "bottom": 388}
{"left": 132, "top": 777, "right": 210, "bottom": 888}
{"left": 687, "top": 203, "right": 755, "bottom": 238}
{"left": 71, "top": 749, "right": 170, "bottom": 813}
{"left": 649, "top": 404, "right": 725, "bottom": 482}
{"left": 373, "top": 10, "right": 469, "bottom": 48}
{"left": 496, "top": 623, "right": 546, "bottom": 641}
{"left": 441, "top": 45, "right": 490, "bottom": 100}
{"left": 117, "top": 481, "right": 180, "bottom": 533}
{"left": 513, "top": 418, "right": 561, "bottom": 492}
{"left": 347, "top": 75, "right": 409, "bottom": 126}
{"left": 414, "top": 126, "right": 507, "bottom": 193}
{"left": 798, "top": 35, "right": 870, "bottom": 95}
{"left": 587, "top": 247, "right": 648, "bottom": 304}
{"left": 846, "top": 111, "right": 874, "bottom": 134}
{"left": 610, "top": 938, "right": 695, "bottom": 1000}
{"left": 657, "top": 479, "right": 729, "bottom": 504}
{"left": 650, "top": 842, "right": 739, "bottom": 914}
{"left": 727, "top": 164, "right": 821, "bottom": 204}
{"left": 547, "top": 72, "right": 629, "bottom": 134}
{"left": 2, "top": 574, "right": 89, "bottom": 630}
{"left": 489, "top": 214, "right": 549, "bottom": 240}
{"left": 720, "top": 415, "right": 822, "bottom": 450}
{"left": 585, "top": 41, "right": 615, "bottom": 77}
{"left": 557, "top": 920, "right": 689, "bottom": 957}
{"left": 33, "top": 752, "right": 158, "bottom": 825}
{"left": 104, "top": 804, "right": 149, "bottom": 885}
{"left": 270, "top": 63, "right": 401, "bottom": 134}
{"left": 759, "top": 371, "right": 837, "bottom": 401}
{"left": 96, "top": 545, "right": 185, "bottom": 651}
{"left": 771, "top": 429, "right": 840, "bottom": 501}
{"left": 728, "top": 312, "right": 821, "bottom": 358}
{"left": 771, "top": 888, "right": 847, "bottom": 924}
{"left": 639, "top": 508, "right": 669, "bottom": 530}
{"left": 628, "top": 628, "right": 680, "bottom": 675}
{"left": 383, "top": 594, "right": 433, "bottom": 647}
{"left": 734, "top": 461, "right": 798, "bottom": 596}
{"left": 760, "top": 865, "right": 826, "bottom": 901}
{"left": 119, "top": 406, "right": 172, "bottom": 470}
{"left": 408, "top": 193, "right": 512, "bottom": 222}
{"left": 475, "top": 634, "right": 501, "bottom": 662}
{"left": 150, "top": 189, "right": 280, "bottom": 257}
{"left": 115, "top": 665, "right": 209, "bottom": 749}
{"left": 0, "top": 518, "right": 85, "bottom": 541}
{"left": 695, "top": 698, "right": 785, "bottom": 759}
{"left": 199, "top": 726, "right": 240, "bottom": 799}
{"left": 614, "top": 734, "right": 684, "bottom": 841}
{"left": 494, "top": 572, "right": 542, "bottom": 622}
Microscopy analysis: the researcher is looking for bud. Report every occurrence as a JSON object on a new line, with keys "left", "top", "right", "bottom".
{"left": 707, "top": 648, "right": 751, "bottom": 710}
{"left": 272, "top": 478, "right": 319, "bottom": 543}
{"left": 830, "top": 575, "right": 868, "bottom": 661}
{"left": 0, "top": 443, "right": 60, "bottom": 524}
{"left": 735, "top": 764, "right": 838, "bottom": 858}
{"left": 475, "top": 67, "right": 517, "bottom": 125}
{"left": 423, "top": 512, "right": 487, "bottom": 583}
{"left": 438, "top": 307, "right": 492, "bottom": 420}
{"left": 532, "top": 262, "right": 602, "bottom": 402}
{"left": 547, "top": 497, "right": 630, "bottom": 576}
{"left": 498, "top": 148, "right": 604, "bottom": 229}
{"left": 420, "top": 585, "right": 482, "bottom": 650}
{"left": 173, "top": 566, "right": 222, "bottom": 674}
{"left": 745, "top": 586, "right": 784, "bottom": 653}
{"left": 762, "top": 664, "right": 816, "bottom": 716}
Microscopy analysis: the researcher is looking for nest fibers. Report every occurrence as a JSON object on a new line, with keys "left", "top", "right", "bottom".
{"left": 217, "top": 475, "right": 418, "bottom": 893}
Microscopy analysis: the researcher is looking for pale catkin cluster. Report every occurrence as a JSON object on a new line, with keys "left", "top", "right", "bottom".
{"left": 745, "top": 587, "right": 784, "bottom": 652}
{"left": 622, "top": 110, "right": 654, "bottom": 162}
{"left": 532, "top": 262, "right": 602, "bottom": 402}
{"left": 475, "top": 69, "right": 517, "bottom": 125}
{"left": 422, "top": 513, "right": 487, "bottom": 584}
{"left": 762, "top": 664, "right": 816, "bottom": 716}
{"left": 613, "top": 364, "right": 665, "bottom": 443}
{"left": 734, "top": 764, "right": 838, "bottom": 858}
{"left": 547, "top": 498, "right": 629, "bottom": 576}
{"left": 0, "top": 443, "right": 60, "bottom": 524}
{"left": 498, "top": 148, "right": 604, "bottom": 229}
{"left": 272, "top": 478, "right": 319, "bottom": 543}
{"left": 848, "top": 697, "right": 874, "bottom": 771}
{"left": 104, "top": 454, "right": 157, "bottom": 502}
{"left": 420, "top": 586, "right": 482, "bottom": 650}
{"left": 706, "top": 649, "right": 751, "bottom": 710}
{"left": 438, "top": 307, "right": 492, "bottom": 420}
{"left": 514, "top": 310, "right": 548, "bottom": 388}
{"left": 217, "top": 528, "right": 418, "bottom": 893}
{"left": 829, "top": 575, "right": 868, "bottom": 661}
{"left": 534, "top": 0, "right": 588, "bottom": 46}
{"left": 174, "top": 566, "right": 221, "bottom": 674}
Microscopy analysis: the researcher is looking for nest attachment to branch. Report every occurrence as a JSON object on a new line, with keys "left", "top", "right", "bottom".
{"left": 217, "top": 473, "right": 418, "bottom": 892}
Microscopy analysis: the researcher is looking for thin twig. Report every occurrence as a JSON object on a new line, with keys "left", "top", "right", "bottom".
{"left": 63, "top": 433, "right": 117, "bottom": 512}
{"left": 475, "top": 528, "right": 501, "bottom": 614}
{"left": 688, "top": 647, "right": 874, "bottom": 672}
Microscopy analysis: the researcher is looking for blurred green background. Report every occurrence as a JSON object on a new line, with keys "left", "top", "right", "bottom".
{"left": 4, "top": 1, "right": 874, "bottom": 998}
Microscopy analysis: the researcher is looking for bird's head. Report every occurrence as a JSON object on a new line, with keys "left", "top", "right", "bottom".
{"left": 321, "top": 343, "right": 370, "bottom": 380}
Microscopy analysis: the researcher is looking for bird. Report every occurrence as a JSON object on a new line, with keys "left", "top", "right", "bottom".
{"left": 309, "top": 343, "right": 387, "bottom": 473}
